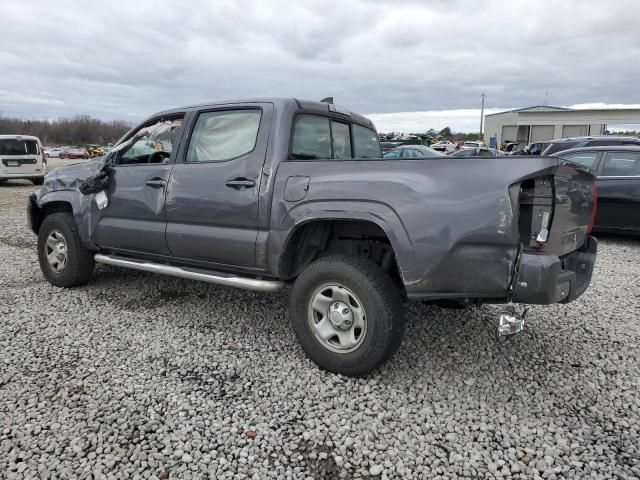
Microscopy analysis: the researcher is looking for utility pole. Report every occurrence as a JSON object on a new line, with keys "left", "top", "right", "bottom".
{"left": 479, "top": 93, "right": 485, "bottom": 139}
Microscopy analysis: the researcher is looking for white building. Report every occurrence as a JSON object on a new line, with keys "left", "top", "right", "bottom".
{"left": 483, "top": 105, "right": 640, "bottom": 148}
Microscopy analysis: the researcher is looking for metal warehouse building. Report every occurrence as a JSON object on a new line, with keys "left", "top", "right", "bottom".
{"left": 483, "top": 105, "right": 640, "bottom": 147}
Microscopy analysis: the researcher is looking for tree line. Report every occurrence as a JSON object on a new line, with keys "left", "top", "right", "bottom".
{"left": 0, "top": 115, "right": 131, "bottom": 146}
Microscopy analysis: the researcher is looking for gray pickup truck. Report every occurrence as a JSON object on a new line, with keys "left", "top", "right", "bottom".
{"left": 28, "top": 98, "right": 598, "bottom": 376}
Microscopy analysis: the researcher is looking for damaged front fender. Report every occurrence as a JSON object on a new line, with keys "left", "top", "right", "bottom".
{"left": 32, "top": 158, "right": 107, "bottom": 246}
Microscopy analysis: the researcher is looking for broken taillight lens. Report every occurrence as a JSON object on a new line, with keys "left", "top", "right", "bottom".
{"left": 587, "top": 181, "right": 597, "bottom": 234}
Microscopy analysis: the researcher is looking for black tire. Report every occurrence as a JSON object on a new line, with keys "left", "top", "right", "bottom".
{"left": 37, "top": 212, "right": 95, "bottom": 287}
{"left": 31, "top": 177, "right": 44, "bottom": 185}
{"left": 289, "top": 255, "right": 405, "bottom": 377}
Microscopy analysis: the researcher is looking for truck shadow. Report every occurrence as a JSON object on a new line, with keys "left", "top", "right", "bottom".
{"left": 88, "top": 264, "right": 615, "bottom": 410}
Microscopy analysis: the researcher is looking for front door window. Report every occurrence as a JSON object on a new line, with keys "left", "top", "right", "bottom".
{"left": 118, "top": 117, "right": 183, "bottom": 165}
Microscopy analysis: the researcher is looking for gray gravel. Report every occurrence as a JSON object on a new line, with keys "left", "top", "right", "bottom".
{"left": 1, "top": 179, "right": 640, "bottom": 479}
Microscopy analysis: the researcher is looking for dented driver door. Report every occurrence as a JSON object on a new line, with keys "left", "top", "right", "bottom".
{"left": 90, "top": 114, "right": 186, "bottom": 255}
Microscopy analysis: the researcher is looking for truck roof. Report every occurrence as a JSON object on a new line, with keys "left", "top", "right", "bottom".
{"left": 153, "top": 97, "right": 375, "bottom": 129}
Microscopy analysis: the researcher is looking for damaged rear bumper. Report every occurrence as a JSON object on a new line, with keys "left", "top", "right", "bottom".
{"left": 512, "top": 235, "right": 597, "bottom": 304}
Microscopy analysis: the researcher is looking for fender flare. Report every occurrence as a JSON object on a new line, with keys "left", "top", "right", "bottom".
{"left": 268, "top": 199, "right": 418, "bottom": 285}
{"left": 37, "top": 189, "right": 95, "bottom": 247}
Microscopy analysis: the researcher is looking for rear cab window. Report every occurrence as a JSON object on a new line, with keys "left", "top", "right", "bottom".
{"left": 353, "top": 124, "right": 382, "bottom": 158}
{"left": 291, "top": 115, "right": 381, "bottom": 160}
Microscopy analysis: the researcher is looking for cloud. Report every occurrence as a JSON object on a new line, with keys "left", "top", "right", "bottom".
{"left": 0, "top": 0, "right": 639, "bottom": 125}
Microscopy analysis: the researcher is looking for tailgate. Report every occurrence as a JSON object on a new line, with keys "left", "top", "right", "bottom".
{"left": 519, "top": 160, "right": 596, "bottom": 256}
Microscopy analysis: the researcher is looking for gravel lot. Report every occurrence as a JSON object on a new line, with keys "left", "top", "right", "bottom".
{"left": 1, "top": 177, "right": 639, "bottom": 479}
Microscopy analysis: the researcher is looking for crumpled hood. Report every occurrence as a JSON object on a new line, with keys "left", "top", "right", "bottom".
{"left": 38, "top": 158, "right": 106, "bottom": 200}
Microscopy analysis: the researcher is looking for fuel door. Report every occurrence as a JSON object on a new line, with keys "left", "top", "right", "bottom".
{"left": 284, "top": 175, "right": 310, "bottom": 202}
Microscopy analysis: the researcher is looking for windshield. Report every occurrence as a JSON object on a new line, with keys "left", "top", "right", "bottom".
{"left": 0, "top": 139, "right": 39, "bottom": 156}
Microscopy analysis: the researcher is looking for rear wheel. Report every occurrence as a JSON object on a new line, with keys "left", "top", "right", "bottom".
{"left": 289, "top": 255, "right": 405, "bottom": 377}
{"left": 31, "top": 177, "right": 44, "bottom": 185}
{"left": 37, "top": 212, "right": 94, "bottom": 287}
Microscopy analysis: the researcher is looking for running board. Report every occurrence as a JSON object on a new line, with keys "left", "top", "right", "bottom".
{"left": 94, "top": 254, "right": 284, "bottom": 292}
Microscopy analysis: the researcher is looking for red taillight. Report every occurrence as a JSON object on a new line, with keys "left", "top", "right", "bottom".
{"left": 587, "top": 181, "right": 597, "bottom": 234}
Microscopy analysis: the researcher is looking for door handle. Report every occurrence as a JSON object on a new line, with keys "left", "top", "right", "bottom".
{"left": 225, "top": 178, "right": 256, "bottom": 189}
{"left": 145, "top": 178, "right": 167, "bottom": 188}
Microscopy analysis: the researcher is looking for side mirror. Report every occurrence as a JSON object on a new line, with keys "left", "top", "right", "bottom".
{"left": 79, "top": 170, "right": 110, "bottom": 195}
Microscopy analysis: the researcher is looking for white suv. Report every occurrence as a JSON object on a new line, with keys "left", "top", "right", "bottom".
{"left": 0, "top": 135, "right": 46, "bottom": 185}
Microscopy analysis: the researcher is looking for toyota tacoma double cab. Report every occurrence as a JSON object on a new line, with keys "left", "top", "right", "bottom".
{"left": 28, "top": 98, "right": 598, "bottom": 376}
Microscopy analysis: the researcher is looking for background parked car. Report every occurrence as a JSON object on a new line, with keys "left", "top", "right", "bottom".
{"left": 450, "top": 147, "right": 496, "bottom": 157}
{"left": 552, "top": 145, "right": 640, "bottom": 235}
{"left": 461, "top": 140, "right": 485, "bottom": 150}
{"left": 502, "top": 142, "right": 521, "bottom": 154}
{"left": 430, "top": 140, "right": 457, "bottom": 153}
{"left": 43, "top": 147, "right": 63, "bottom": 158}
{"left": 0, "top": 134, "right": 46, "bottom": 185}
{"left": 515, "top": 141, "right": 550, "bottom": 155}
{"left": 380, "top": 141, "right": 403, "bottom": 152}
{"left": 383, "top": 145, "right": 446, "bottom": 158}
{"left": 59, "top": 147, "right": 88, "bottom": 159}
{"left": 542, "top": 136, "right": 640, "bottom": 156}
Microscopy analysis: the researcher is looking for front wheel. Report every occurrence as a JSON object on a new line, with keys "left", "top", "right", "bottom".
{"left": 37, "top": 212, "right": 95, "bottom": 287}
{"left": 289, "top": 255, "right": 405, "bottom": 377}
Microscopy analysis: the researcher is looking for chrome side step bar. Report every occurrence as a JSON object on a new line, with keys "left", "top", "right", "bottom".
{"left": 94, "top": 254, "right": 284, "bottom": 292}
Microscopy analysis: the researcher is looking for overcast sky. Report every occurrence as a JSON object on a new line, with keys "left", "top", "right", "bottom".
{"left": 1, "top": 0, "right": 639, "bottom": 132}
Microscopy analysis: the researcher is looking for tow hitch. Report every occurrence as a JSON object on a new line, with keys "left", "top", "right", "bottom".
{"left": 497, "top": 303, "right": 528, "bottom": 342}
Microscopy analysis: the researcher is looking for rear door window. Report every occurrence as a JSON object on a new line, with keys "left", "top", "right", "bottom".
{"left": 353, "top": 124, "right": 382, "bottom": 158}
{"left": 291, "top": 115, "right": 331, "bottom": 159}
{"left": 187, "top": 109, "right": 261, "bottom": 163}
{"left": 601, "top": 152, "right": 640, "bottom": 176}
{"left": 560, "top": 151, "right": 599, "bottom": 169}
{"left": 0, "top": 139, "right": 39, "bottom": 156}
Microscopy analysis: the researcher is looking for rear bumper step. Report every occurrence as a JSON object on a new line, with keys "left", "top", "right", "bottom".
{"left": 94, "top": 254, "right": 284, "bottom": 292}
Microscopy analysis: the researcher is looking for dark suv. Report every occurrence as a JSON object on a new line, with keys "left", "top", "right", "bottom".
{"left": 542, "top": 136, "right": 640, "bottom": 156}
